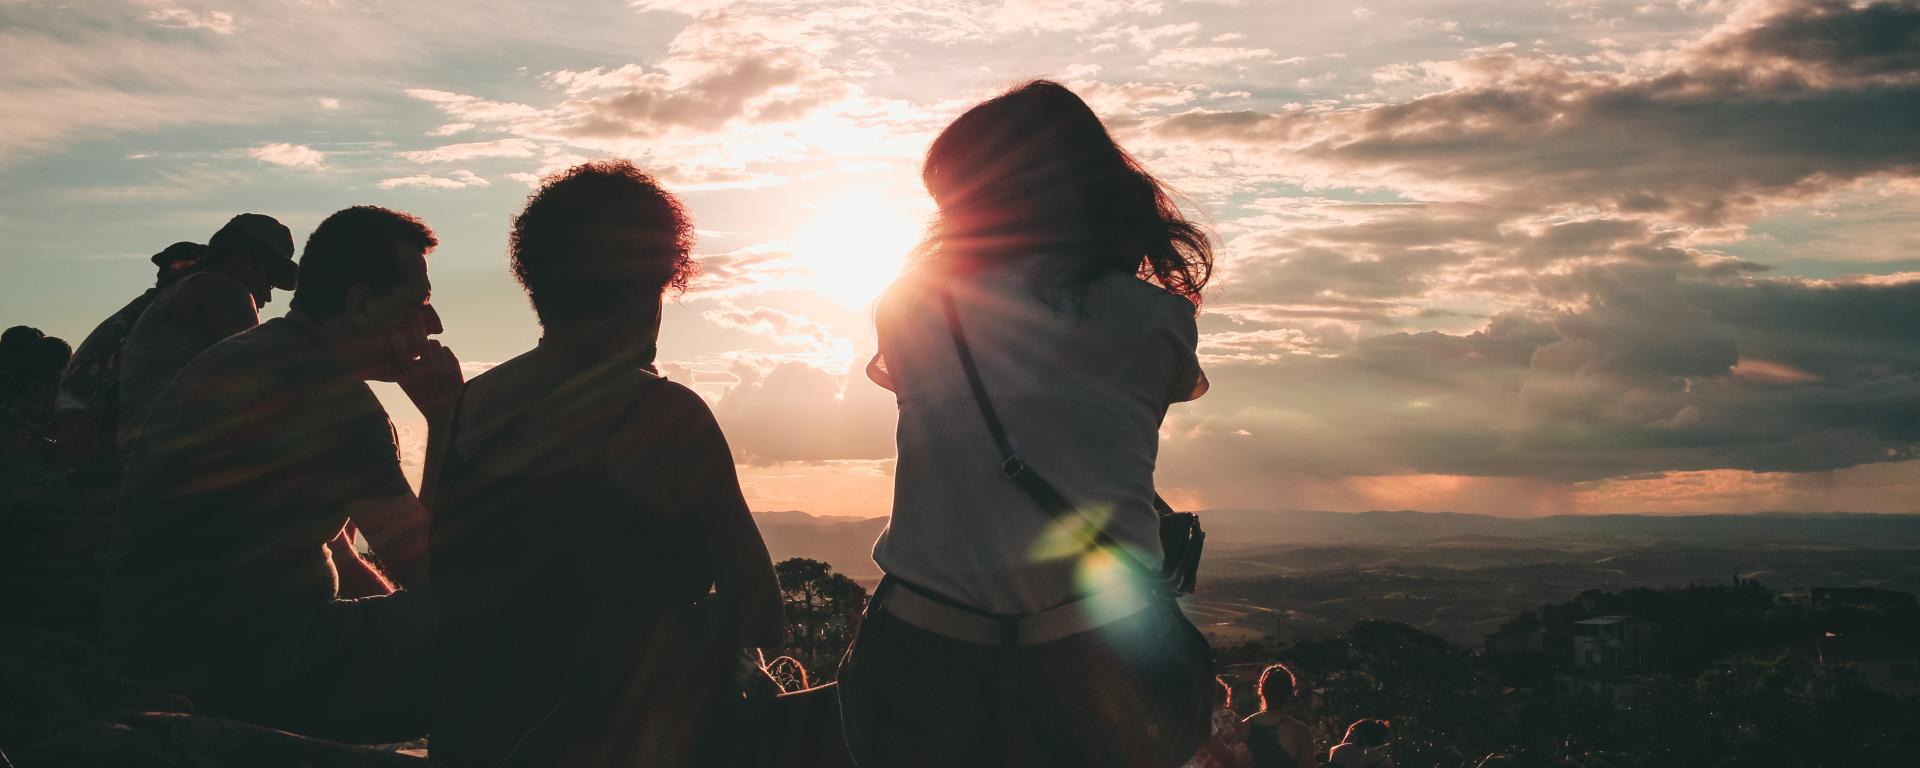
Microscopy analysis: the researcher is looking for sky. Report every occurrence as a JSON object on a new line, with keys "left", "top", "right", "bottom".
{"left": 2, "top": 0, "right": 1917, "bottom": 517}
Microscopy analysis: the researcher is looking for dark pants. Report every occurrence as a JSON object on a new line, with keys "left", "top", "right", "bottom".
{"left": 113, "top": 590, "right": 432, "bottom": 744}
{"left": 837, "top": 583, "right": 1213, "bottom": 768}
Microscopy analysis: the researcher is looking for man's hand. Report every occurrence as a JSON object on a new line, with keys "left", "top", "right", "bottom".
{"left": 397, "top": 336, "right": 462, "bottom": 424}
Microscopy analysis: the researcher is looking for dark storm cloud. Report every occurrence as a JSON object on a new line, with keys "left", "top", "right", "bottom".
{"left": 1706, "top": 0, "right": 1920, "bottom": 82}
{"left": 1170, "top": 272, "right": 1920, "bottom": 483}
{"left": 1141, "top": 1, "right": 1920, "bottom": 225}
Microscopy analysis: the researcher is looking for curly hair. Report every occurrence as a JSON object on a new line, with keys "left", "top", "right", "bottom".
{"left": 1257, "top": 662, "right": 1297, "bottom": 712}
{"left": 509, "top": 160, "right": 696, "bottom": 329}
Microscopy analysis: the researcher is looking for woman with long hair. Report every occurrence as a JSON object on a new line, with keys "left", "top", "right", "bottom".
{"left": 429, "top": 161, "right": 784, "bottom": 767}
{"left": 837, "top": 79, "right": 1216, "bottom": 767}
{"left": 1244, "top": 663, "right": 1316, "bottom": 768}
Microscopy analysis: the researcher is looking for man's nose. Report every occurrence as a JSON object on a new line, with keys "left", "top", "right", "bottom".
{"left": 421, "top": 304, "right": 444, "bottom": 335}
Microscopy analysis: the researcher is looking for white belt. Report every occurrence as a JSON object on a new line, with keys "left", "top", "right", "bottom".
{"left": 876, "top": 578, "right": 1157, "bottom": 646}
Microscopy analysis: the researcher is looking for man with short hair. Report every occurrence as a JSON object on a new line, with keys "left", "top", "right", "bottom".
{"left": 54, "top": 241, "right": 207, "bottom": 473}
{"left": 104, "top": 205, "right": 461, "bottom": 743}
{"left": 116, "top": 214, "right": 300, "bottom": 460}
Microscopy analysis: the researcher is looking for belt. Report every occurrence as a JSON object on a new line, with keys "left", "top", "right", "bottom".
{"left": 874, "top": 577, "right": 1157, "bottom": 647}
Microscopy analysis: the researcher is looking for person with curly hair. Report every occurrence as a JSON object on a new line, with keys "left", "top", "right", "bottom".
{"left": 429, "top": 160, "right": 783, "bottom": 767}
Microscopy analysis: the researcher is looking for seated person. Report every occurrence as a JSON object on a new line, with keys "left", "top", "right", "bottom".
{"left": 1328, "top": 719, "right": 1395, "bottom": 768}
{"left": 1245, "top": 663, "right": 1315, "bottom": 768}
{"left": 55, "top": 241, "right": 206, "bottom": 473}
{"left": 1, "top": 326, "right": 73, "bottom": 480}
{"left": 431, "top": 161, "right": 783, "bottom": 767}
{"left": 102, "top": 206, "right": 461, "bottom": 743}
{"left": 117, "top": 214, "right": 297, "bottom": 462}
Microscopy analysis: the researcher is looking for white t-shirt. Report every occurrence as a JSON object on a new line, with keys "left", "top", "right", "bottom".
{"left": 868, "top": 262, "right": 1205, "bottom": 614}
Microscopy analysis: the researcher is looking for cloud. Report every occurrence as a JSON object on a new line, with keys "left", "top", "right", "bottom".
{"left": 146, "top": 9, "right": 239, "bottom": 35}
{"left": 1089, "top": 22, "right": 1201, "bottom": 50}
{"left": 702, "top": 301, "right": 853, "bottom": 367}
{"left": 709, "top": 360, "right": 897, "bottom": 465}
{"left": 247, "top": 142, "right": 326, "bottom": 169}
{"left": 396, "top": 138, "right": 539, "bottom": 162}
{"left": 375, "top": 169, "right": 489, "bottom": 189}
{"left": 1136, "top": 2, "right": 1920, "bottom": 226}
{"left": 1148, "top": 46, "right": 1277, "bottom": 68}
{"left": 1162, "top": 271, "right": 1920, "bottom": 494}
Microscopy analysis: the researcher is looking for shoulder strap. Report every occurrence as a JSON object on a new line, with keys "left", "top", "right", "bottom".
{"left": 937, "top": 287, "right": 1168, "bottom": 588}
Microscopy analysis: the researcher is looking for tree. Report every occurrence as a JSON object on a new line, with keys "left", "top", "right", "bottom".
{"left": 774, "top": 557, "right": 869, "bottom": 682}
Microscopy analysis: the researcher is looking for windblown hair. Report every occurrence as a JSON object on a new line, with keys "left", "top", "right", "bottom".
{"left": 510, "top": 160, "right": 695, "bottom": 330}
{"left": 1345, "top": 719, "right": 1392, "bottom": 748}
{"left": 917, "top": 79, "right": 1212, "bottom": 307}
{"left": 291, "top": 206, "right": 437, "bottom": 318}
{"left": 1257, "top": 662, "right": 1297, "bottom": 712}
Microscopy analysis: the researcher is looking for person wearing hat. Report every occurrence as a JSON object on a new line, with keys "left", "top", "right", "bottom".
{"left": 115, "top": 214, "right": 299, "bottom": 462}
{"left": 54, "top": 241, "right": 209, "bottom": 474}
{"left": 104, "top": 205, "right": 458, "bottom": 743}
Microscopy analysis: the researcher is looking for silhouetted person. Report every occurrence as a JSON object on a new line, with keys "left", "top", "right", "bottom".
{"left": 1244, "top": 664, "right": 1315, "bottom": 768}
{"left": 431, "top": 161, "right": 782, "bottom": 767}
{"left": 117, "top": 214, "right": 298, "bottom": 461}
{"left": 103, "top": 206, "right": 459, "bottom": 743}
{"left": 1328, "top": 720, "right": 1394, "bottom": 768}
{"left": 54, "top": 241, "right": 208, "bottom": 472}
{"left": 1184, "top": 677, "right": 1251, "bottom": 768}
{"left": 837, "top": 80, "right": 1215, "bottom": 767}
{"left": 1, "top": 326, "right": 73, "bottom": 480}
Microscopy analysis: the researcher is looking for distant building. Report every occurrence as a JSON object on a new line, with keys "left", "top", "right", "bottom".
{"left": 1818, "top": 631, "right": 1919, "bottom": 699}
{"left": 1571, "top": 616, "right": 1659, "bottom": 671}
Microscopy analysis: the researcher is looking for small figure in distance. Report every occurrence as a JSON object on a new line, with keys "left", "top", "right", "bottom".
{"left": 430, "top": 160, "right": 782, "bottom": 768}
{"left": 54, "top": 241, "right": 207, "bottom": 474}
{"left": 1243, "top": 663, "right": 1315, "bottom": 768}
{"left": 1183, "top": 677, "right": 1252, "bottom": 768}
{"left": 116, "top": 214, "right": 298, "bottom": 461}
{"left": 1, "top": 325, "right": 74, "bottom": 481}
{"left": 102, "top": 206, "right": 458, "bottom": 743}
{"left": 1328, "top": 719, "right": 1395, "bottom": 768}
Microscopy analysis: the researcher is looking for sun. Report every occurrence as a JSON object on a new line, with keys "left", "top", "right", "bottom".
{"left": 782, "top": 186, "right": 931, "bottom": 308}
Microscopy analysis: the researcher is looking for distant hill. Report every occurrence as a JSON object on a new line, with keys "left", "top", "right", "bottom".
{"left": 749, "top": 507, "right": 1920, "bottom": 645}
{"left": 1195, "top": 509, "right": 1920, "bottom": 550}
{"left": 752, "top": 511, "right": 886, "bottom": 581}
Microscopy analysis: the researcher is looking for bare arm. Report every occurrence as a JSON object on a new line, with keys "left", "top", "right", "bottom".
{"left": 690, "top": 414, "right": 784, "bottom": 647}
{"left": 623, "top": 385, "right": 784, "bottom": 647}
{"left": 347, "top": 493, "right": 431, "bottom": 590}
{"left": 1286, "top": 723, "right": 1317, "bottom": 768}
{"left": 352, "top": 336, "right": 462, "bottom": 590}
{"left": 329, "top": 524, "right": 396, "bottom": 598}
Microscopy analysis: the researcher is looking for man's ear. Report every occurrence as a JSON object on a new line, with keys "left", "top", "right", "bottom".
{"left": 345, "top": 283, "right": 374, "bottom": 328}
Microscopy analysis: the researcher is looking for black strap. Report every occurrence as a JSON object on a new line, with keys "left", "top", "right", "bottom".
{"left": 937, "top": 287, "right": 1168, "bottom": 588}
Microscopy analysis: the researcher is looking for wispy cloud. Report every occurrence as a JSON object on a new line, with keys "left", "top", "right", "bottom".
{"left": 146, "top": 8, "right": 239, "bottom": 35}
{"left": 396, "top": 138, "right": 539, "bottom": 163}
{"left": 375, "top": 169, "right": 489, "bottom": 189}
{"left": 248, "top": 142, "right": 326, "bottom": 169}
